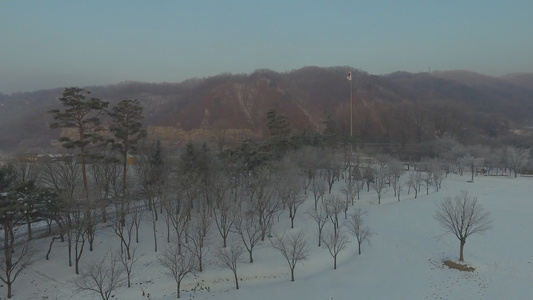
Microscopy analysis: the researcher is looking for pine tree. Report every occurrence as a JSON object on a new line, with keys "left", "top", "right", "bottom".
{"left": 49, "top": 87, "right": 109, "bottom": 197}
{"left": 108, "top": 99, "right": 145, "bottom": 197}
{"left": 108, "top": 99, "right": 145, "bottom": 226}
{"left": 265, "top": 108, "right": 292, "bottom": 157}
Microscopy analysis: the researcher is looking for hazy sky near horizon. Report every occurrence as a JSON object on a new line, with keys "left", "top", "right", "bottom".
{"left": 1, "top": 0, "right": 532, "bottom": 94}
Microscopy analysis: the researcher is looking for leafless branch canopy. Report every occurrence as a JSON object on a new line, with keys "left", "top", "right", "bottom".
{"left": 435, "top": 191, "right": 492, "bottom": 261}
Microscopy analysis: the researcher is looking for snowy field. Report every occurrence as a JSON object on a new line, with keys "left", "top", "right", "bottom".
{"left": 8, "top": 173, "right": 533, "bottom": 300}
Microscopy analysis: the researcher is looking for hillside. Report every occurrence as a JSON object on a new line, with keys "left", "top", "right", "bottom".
{"left": 1, "top": 67, "right": 533, "bottom": 152}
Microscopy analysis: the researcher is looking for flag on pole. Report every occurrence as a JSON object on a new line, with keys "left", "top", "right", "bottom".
{"left": 347, "top": 72, "right": 352, "bottom": 81}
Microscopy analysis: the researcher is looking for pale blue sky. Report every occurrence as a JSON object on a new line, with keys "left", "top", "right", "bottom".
{"left": 1, "top": 0, "right": 532, "bottom": 94}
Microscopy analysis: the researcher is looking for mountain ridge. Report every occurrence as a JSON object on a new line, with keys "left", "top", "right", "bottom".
{"left": 1, "top": 67, "right": 532, "bottom": 152}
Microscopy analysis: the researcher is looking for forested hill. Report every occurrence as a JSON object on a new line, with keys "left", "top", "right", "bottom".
{"left": 1, "top": 66, "right": 533, "bottom": 152}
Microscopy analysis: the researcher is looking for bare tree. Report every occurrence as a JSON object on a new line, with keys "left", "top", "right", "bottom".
{"left": 435, "top": 192, "right": 493, "bottom": 261}
{"left": 505, "top": 146, "right": 530, "bottom": 178}
{"left": 295, "top": 146, "right": 322, "bottom": 194}
{"left": 212, "top": 197, "right": 236, "bottom": 248}
{"left": 396, "top": 182, "right": 403, "bottom": 202}
{"left": 210, "top": 171, "right": 236, "bottom": 248}
{"left": 119, "top": 246, "right": 141, "bottom": 288}
{"left": 321, "top": 150, "right": 341, "bottom": 193}
{"left": 421, "top": 171, "right": 432, "bottom": 195}
{"left": 324, "top": 195, "right": 343, "bottom": 236}
{"left": 146, "top": 199, "right": 159, "bottom": 252}
{"left": 270, "top": 230, "right": 310, "bottom": 281}
{"left": 158, "top": 245, "right": 197, "bottom": 299}
{"left": 362, "top": 166, "right": 374, "bottom": 192}
{"left": 113, "top": 211, "right": 135, "bottom": 260}
{"left": 164, "top": 192, "right": 190, "bottom": 255}
{"left": 247, "top": 167, "right": 282, "bottom": 241}
{"left": 407, "top": 171, "right": 421, "bottom": 199}
{"left": 321, "top": 228, "right": 349, "bottom": 270}
{"left": 131, "top": 204, "right": 144, "bottom": 244}
{"left": 340, "top": 179, "right": 357, "bottom": 218}
{"left": 232, "top": 208, "right": 262, "bottom": 263}
{"left": 88, "top": 153, "right": 120, "bottom": 223}
{"left": 429, "top": 162, "right": 445, "bottom": 192}
{"left": 215, "top": 244, "right": 244, "bottom": 289}
{"left": 457, "top": 152, "right": 484, "bottom": 182}
{"left": 370, "top": 165, "right": 389, "bottom": 204}
{"left": 0, "top": 242, "right": 33, "bottom": 299}
{"left": 73, "top": 251, "right": 126, "bottom": 300}
{"left": 273, "top": 161, "right": 306, "bottom": 228}
{"left": 136, "top": 140, "right": 166, "bottom": 223}
{"left": 346, "top": 209, "right": 372, "bottom": 255}
{"left": 310, "top": 177, "right": 326, "bottom": 211}
{"left": 183, "top": 205, "right": 212, "bottom": 272}
{"left": 71, "top": 203, "right": 89, "bottom": 275}
{"left": 306, "top": 205, "right": 329, "bottom": 247}
{"left": 0, "top": 163, "right": 34, "bottom": 299}
{"left": 39, "top": 158, "right": 81, "bottom": 267}
{"left": 388, "top": 158, "right": 404, "bottom": 197}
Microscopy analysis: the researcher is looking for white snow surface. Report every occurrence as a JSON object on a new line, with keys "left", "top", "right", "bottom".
{"left": 8, "top": 173, "right": 533, "bottom": 300}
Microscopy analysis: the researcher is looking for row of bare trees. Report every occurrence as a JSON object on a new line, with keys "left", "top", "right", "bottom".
{"left": 2, "top": 136, "right": 507, "bottom": 298}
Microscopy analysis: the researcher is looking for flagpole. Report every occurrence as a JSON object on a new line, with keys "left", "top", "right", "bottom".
{"left": 350, "top": 76, "right": 353, "bottom": 139}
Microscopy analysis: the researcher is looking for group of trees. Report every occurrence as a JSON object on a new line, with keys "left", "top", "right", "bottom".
{"left": 0, "top": 86, "right": 527, "bottom": 298}
{"left": 0, "top": 88, "right": 145, "bottom": 298}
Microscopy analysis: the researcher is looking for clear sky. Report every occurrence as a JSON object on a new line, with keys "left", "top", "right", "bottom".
{"left": 1, "top": 0, "right": 532, "bottom": 94}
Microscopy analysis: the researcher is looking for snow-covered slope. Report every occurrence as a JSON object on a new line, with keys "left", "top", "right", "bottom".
{"left": 11, "top": 173, "right": 533, "bottom": 300}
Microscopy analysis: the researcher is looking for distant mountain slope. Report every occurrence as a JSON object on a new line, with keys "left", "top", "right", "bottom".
{"left": 1, "top": 67, "right": 532, "bottom": 152}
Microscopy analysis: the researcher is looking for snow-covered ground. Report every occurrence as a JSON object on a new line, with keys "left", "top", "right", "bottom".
{"left": 9, "top": 173, "right": 533, "bottom": 300}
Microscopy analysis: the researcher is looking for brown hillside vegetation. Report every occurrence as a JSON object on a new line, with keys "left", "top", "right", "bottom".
{"left": 1, "top": 67, "right": 533, "bottom": 152}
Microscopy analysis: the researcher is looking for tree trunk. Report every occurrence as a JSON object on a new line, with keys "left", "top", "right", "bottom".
{"left": 290, "top": 268, "right": 295, "bottom": 281}
{"left": 135, "top": 222, "right": 140, "bottom": 243}
{"left": 177, "top": 281, "right": 180, "bottom": 299}
{"left": 153, "top": 220, "right": 158, "bottom": 252}
{"left": 46, "top": 236, "right": 61, "bottom": 260}
{"left": 167, "top": 217, "right": 170, "bottom": 243}
{"left": 26, "top": 216, "right": 32, "bottom": 241}
{"left": 7, "top": 282, "right": 12, "bottom": 299}
{"left": 234, "top": 272, "right": 239, "bottom": 289}
{"left": 101, "top": 206, "right": 107, "bottom": 223}
{"left": 88, "top": 228, "right": 94, "bottom": 251}
{"left": 4, "top": 225, "right": 13, "bottom": 298}
{"left": 459, "top": 239, "right": 466, "bottom": 261}
{"left": 68, "top": 237, "right": 72, "bottom": 267}
{"left": 248, "top": 250, "right": 253, "bottom": 263}
{"left": 81, "top": 155, "right": 88, "bottom": 199}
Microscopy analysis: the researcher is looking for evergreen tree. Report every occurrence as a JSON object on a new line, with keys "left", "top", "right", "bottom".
{"left": 108, "top": 99, "right": 146, "bottom": 197}
{"left": 108, "top": 99, "right": 145, "bottom": 226}
{"left": 49, "top": 87, "right": 109, "bottom": 197}
{"left": 265, "top": 108, "right": 292, "bottom": 157}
